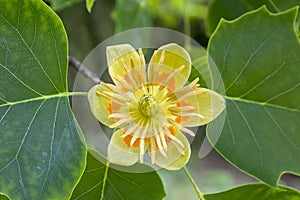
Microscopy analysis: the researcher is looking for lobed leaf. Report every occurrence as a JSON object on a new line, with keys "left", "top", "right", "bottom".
{"left": 207, "top": 6, "right": 300, "bottom": 186}
{"left": 0, "top": 0, "right": 86, "bottom": 199}
{"left": 204, "top": 184, "right": 300, "bottom": 200}
{"left": 207, "top": 0, "right": 300, "bottom": 35}
{"left": 71, "top": 149, "right": 166, "bottom": 200}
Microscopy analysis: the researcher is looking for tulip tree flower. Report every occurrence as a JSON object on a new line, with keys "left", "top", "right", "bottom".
{"left": 88, "top": 43, "right": 225, "bottom": 170}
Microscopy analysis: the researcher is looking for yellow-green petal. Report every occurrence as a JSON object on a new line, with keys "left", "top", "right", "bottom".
{"left": 88, "top": 84, "right": 115, "bottom": 126}
{"left": 107, "top": 44, "right": 143, "bottom": 87}
{"left": 148, "top": 43, "right": 191, "bottom": 90}
{"left": 108, "top": 129, "right": 140, "bottom": 166}
{"left": 154, "top": 131, "right": 191, "bottom": 170}
{"left": 180, "top": 88, "right": 225, "bottom": 127}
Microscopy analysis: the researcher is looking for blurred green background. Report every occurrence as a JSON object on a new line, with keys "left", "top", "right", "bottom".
{"left": 46, "top": 0, "right": 300, "bottom": 199}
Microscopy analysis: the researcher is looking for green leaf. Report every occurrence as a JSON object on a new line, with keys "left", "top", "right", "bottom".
{"left": 207, "top": 0, "right": 249, "bottom": 36}
{"left": 0, "top": 0, "right": 86, "bottom": 199}
{"left": 207, "top": 0, "right": 300, "bottom": 35}
{"left": 112, "top": 0, "right": 152, "bottom": 33}
{"left": 0, "top": 194, "right": 8, "bottom": 200}
{"left": 86, "top": 0, "right": 96, "bottom": 13}
{"left": 49, "top": 0, "right": 83, "bottom": 11}
{"left": 207, "top": 7, "right": 300, "bottom": 186}
{"left": 204, "top": 184, "right": 300, "bottom": 200}
{"left": 71, "top": 149, "right": 166, "bottom": 200}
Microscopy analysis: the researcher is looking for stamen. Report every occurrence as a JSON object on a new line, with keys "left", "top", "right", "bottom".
{"left": 150, "top": 136, "right": 156, "bottom": 164}
{"left": 121, "top": 125, "right": 138, "bottom": 138}
{"left": 180, "top": 113, "right": 204, "bottom": 118}
{"left": 178, "top": 89, "right": 204, "bottom": 101}
{"left": 179, "top": 126, "right": 195, "bottom": 137}
{"left": 108, "top": 113, "right": 129, "bottom": 119}
{"left": 101, "top": 82, "right": 128, "bottom": 98}
{"left": 159, "top": 65, "right": 185, "bottom": 90}
{"left": 168, "top": 105, "right": 194, "bottom": 112}
{"left": 167, "top": 78, "right": 199, "bottom": 100}
{"left": 168, "top": 119, "right": 196, "bottom": 136}
{"left": 112, "top": 74, "right": 133, "bottom": 91}
{"left": 103, "top": 91, "right": 128, "bottom": 102}
{"left": 129, "top": 118, "right": 143, "bottom": 145}
{"left": 159, "top": 130, "right": 168, "bottom": 151}
{"left": 173, "top": 142, "right": 185, "bottom": 155}
{"left": 96, "top": 91, "right": 110, "bottom": 100}
{"left": 139, "top": 138, "right": 145, "bottom": 163}
{"left": 155, "top": 135, "right": 167, "bottom": 158}
{"left": 171, "top": 112, "right": 204, "bottom": 119}
{"left": 138, "top": 48, "right": 147, "bottom": 83}
{"left": 130, "top": 57, "right": 141, "bottom": 86}
{"left": 163, "top": 126, "right": 184, "bottom": 148}
{"left": 189, "top": 77, "right": 200, "bottom": 88}
{"left": 121, "top": 58, "right": 138, "bottom": 89}
{"left": 148, "top": 50, "right": 158, "bottom": 83}
{"left": 153, "top": 50, "right": 165, "bottom": 84}
{"left": 109, "top": 118, "right": 131, "bottom": 128}
{"left": 100, "top": 82, "right": 114, "bottom": 92}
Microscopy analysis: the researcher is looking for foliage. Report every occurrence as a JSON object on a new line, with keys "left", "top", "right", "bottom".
{"left": 206, "top": 0, "right": 300, "bottom": 35}
{"left": 204, "top": 184, "right": 300, "bottom": 200}
{"left": 0, "top": 0, "right": 86, "bottom": 199}
{"left": 208, "top": 6, "right": 300, "bottom": 186}
{"left": 0, "top": 0, "right": 299, "bottom": 199}
{"left": 71, "top": 149, "right": 166, "bottom": 200}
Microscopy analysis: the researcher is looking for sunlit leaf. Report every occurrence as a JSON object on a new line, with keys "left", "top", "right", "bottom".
{"left": 86, "top": 0, "right": 96, "bottom": 13}
{"left": 207, "top": 6, "right": 300, "bottom": 186}
{"left": 49, "top": 0, "right": 83, "bottom": 11}
{"left": 207, "top": 0, "right": 300, "bottom": 35}
{"left": 71, "top": 149, "right": 166, "bottom": 200}
{"left": 112, "top": 0, "right": 152, "bottom": 33}
{"left": 0, "top": 0, "right": 86, "bottom": 199}
{"left": 204, "top": 184, "right": 300, "bottom": 200}
{"left": 0, "top": 194, "right": 8, "bottom": 200}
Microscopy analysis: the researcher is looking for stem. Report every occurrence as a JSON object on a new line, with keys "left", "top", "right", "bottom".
{"left": 269, "top": 0, "right": 280, "bottom": 13}
{"left": 100, "top": 160, "right": 110, "bottom": 200}
{"left": 67, "top": 91, "right": 88, "bottom": 97}
{"left": 69, "top": 56, "right": 101, "bottom": 84}
{"left": 183, "top": 166, "right": 205, "bottom": 200}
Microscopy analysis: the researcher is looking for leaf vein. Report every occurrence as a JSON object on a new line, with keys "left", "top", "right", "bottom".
{"left": 0, "top": 63, "right": 43, "bottom": 97}
{"left": 263, "top": 107, "right": 300, "bottom": 150}
{"left": 39, "top": 97, "right": 60, "bottom": 197}
{"left": 0, "top": 105, "right": 12, "bottom": 123}
{"left": 239, "top": 62, "right": 286, "bottom": 98}
{"left": 232, "top": 101, "right": 261, "bottom": 150}
{"left": 107, "top": 179, "right": 125, "bottom": 200}
{"left": 0, "top": 13, "right": 61, "bottom": 93}
{"left": 15, "top": 100, "right": 46, "bottom": 158}
{"left": 266, "top": 82, "right": 300, "bottom": 103}
{"left": 226, "top": 28, "right": 279, "bottom": 91}
{"left": 46, "top": 13, "right": 64, "bottom": 91}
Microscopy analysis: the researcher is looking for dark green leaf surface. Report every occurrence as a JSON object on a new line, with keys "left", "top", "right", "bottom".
{"left": 0, "top": 0, "right": 86, "bottom": 199}
{"left": 207, "top": 7, "right": 300, "bottom": 186}
{"left": 207, "top": 0, "right": 248, "bottom": 35}
{"left": 112, "top": 0, "right": 152, "bottom": 33}
{"left": 207, "top": 0, "right": 300, "bottom": 35}
{"left": 50, "top": 0, "right": 83, "bottom": 11}
{"left": 71, "top": 149, "right": 166, "bottom": 200}
{"left": 0, "top": 194, "right": 8, "bottom": 200}
{"left": 204, "top": 184, "right": 300, "bottom": 200}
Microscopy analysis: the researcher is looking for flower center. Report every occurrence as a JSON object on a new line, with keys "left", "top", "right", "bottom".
{"left": 138, "top": 94, "right": 158, "bottom": 117}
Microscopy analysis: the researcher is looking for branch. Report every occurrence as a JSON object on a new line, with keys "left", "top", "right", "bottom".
{"left": 69, "top": 56, "right": 101, "bottom": 84}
